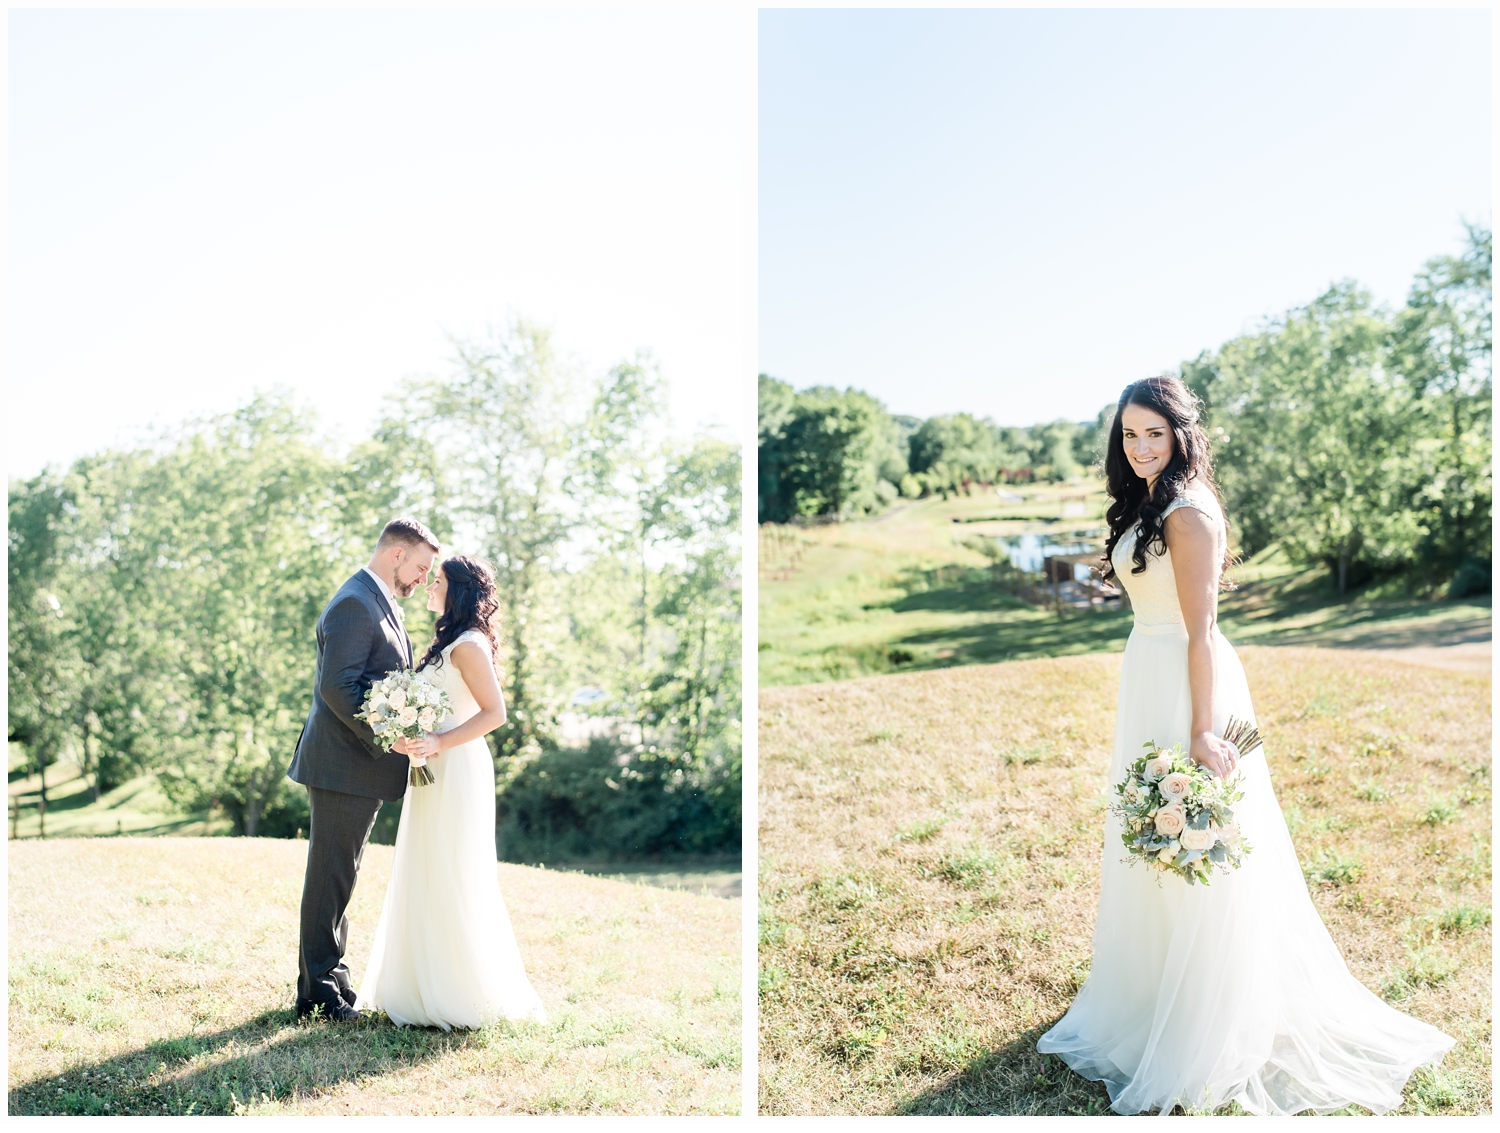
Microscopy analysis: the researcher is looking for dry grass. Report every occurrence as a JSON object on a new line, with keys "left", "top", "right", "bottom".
{"left": 757, "top": 647, "right": 1491, "bottom": 1115}
{"left": 9, "top": 838, "right": 740, "bottom": 1115}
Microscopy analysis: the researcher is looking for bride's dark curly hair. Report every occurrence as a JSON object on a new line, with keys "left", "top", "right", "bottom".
{"left": 1102, "top": 374, "right": 1233, "bottom": 586}
{"left": 416, "top": 555, "right": 503, "bottom": 674}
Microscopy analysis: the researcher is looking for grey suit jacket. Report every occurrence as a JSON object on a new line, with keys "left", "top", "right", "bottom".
{"left": 287, "top": 571, "right": 414, "bottom": 801}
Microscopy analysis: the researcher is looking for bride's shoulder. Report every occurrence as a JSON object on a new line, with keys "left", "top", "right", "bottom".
{"left": 1164, "top": 481, "right": 1224, "bottom": 524}
{"left": 444, "top": 628, "right": 489, "bottom": 654}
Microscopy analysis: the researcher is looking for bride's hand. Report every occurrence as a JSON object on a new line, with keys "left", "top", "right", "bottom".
{"left": 1191, "top": 731, "right": 1239, "bottom": 779}
{"left": 406, "top": 732, "right": 443, "bottom": 760}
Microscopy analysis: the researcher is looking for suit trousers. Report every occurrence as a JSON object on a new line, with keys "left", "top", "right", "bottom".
{"left": 297, "top": 785, "right": 384, "bottom": 1004}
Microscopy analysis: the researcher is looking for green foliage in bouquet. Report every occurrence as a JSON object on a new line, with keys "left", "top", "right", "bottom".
{"left": 354, "top": 670, "right": 449, "bottom": 786}
{"left": 1112, "top": 737, "right": 1253, "bottom": 885}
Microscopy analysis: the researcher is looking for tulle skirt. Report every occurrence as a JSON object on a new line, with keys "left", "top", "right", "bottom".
{"left": 356, "top": 738, "right": 548, "bottom": 1029}
{"left": 1037, "top": 623, "right": 1453, "bottom": 1115}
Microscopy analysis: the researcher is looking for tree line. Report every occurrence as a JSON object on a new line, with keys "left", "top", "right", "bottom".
{"left": 757, "top": 382, "right": 1107, "bottom": 522}
{"left": 758, "top": 227, "right": 1491, "bottom": 596}
{"left": 8, "top": 321, "right": 741, "bottom": 858}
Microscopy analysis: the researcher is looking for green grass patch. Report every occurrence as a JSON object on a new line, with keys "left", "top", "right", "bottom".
{"left": 758, "top": 490, "right": 1489, "bottom": 688}
{"left": 1303, "top": 850, "right": 1365, "bottom": 887}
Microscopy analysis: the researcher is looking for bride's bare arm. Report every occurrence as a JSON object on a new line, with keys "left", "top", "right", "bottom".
{"left": 407, "top": 641, "right": 508, "bottom": 758}
{"left": 1166, "top": 507, "right": 1239, "bottom": 778}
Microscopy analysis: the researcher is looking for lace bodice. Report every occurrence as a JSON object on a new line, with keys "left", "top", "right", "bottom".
{"left": 415, "top": 630, "right": 487, "bottom": 733}
{"left": 1110, "top": 483, "right": 1227, "bottom": 629}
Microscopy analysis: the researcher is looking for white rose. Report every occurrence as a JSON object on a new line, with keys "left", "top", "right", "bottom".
{"left": 388, "top": 689, "right": 408, "bottom": 711}
{"left": 398, "top": 706, "right": 418, "bottom": 727}
{"left": 1154, "top": 804, "right": 1186, "bottom": 837}
{"left": 418, "top": 709, "right": 436, "bottom": 731}
{"left": 1181, "top": 827, "right": 1214, "bottom": 852}
{"left": 1159, "top": 772, "right": 1193, "bottom": 802}
{"left": 1143, "top": 756, "right": 1171, "bottom": 782}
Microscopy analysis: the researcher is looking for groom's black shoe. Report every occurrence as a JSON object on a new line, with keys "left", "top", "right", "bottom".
{"left": 295, "top": 995, "right": 361, "bottom": 1023}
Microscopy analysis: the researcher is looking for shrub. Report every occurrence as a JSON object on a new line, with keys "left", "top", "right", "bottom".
{"left": 1448, "top": 557, "right": 1491, "bottom": 598}
{"left": 494, "top": 736, "right": 740, "bottom": 862}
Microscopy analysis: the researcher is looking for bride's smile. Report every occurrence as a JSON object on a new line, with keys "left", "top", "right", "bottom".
{"left": 1120, "top": 404, "right": 1174, "bottom": 487}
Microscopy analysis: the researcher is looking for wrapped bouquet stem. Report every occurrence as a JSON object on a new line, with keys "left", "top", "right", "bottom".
{"left": 1111, "top": 717, "right": 1263, "bottom": 885}
{"left": 353, "top": 670, "right": 451, "bottom": 787}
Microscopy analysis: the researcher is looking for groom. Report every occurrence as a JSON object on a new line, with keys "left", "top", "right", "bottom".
{"left": 287, "top": 517, "right": 441, "bottom": 1021}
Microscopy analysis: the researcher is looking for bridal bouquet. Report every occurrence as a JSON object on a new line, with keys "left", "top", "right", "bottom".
{"left": 354, "top": 670, "right": 450, "bottom": 786}
{"left": 1111, "top": 718, "right": 1262, "bottom": 885}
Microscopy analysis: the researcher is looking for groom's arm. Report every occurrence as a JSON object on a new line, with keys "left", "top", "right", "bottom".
{"left": 319, "top": 594, "right": 388, "bottom": 759}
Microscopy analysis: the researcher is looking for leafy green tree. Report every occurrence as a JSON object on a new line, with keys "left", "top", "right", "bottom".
{"left": 758, "top": 374, "right": 797, "bottom": 524}
{"left": 1192, "top": 284, "right": 1428, "bottom": 592}
{"left": 403, "top": 321, "right": 584, "bottom": 760}
{"left": 137, "top": 399, "right": 358, "bottom": 835}
{"left": 8, "top": 473, "right": 73, "bottom": 812}
{"left": 908, "top": 413, "right": 1000, "bottom": 493}
{"left": 760, "top": 384, "right": 898, "bottom": 520}
{"left": 1388, "top": 224, "right": 1492, "bottom": 591}
{"left": 1027, "top": 419, "right": 1083, "bottom": 482}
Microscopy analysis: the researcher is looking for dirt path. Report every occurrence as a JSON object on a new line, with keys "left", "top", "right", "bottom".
{"left": 1334, "top": 640, "right": 1491, "bottom": 674}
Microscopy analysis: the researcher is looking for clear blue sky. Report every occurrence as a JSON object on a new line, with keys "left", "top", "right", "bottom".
{"left": 9, "top": 8, "right": 754, "bottom": 478}
{"left": 759, "top": 7, "right": 1492, "bottom": 426}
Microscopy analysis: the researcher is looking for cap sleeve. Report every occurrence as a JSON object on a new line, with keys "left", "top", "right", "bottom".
{"left": 1162, "top": 486, "right": 1226, "bottom": 556}
{"left": 444, "top": 629, "right": 489, "bottom": 654}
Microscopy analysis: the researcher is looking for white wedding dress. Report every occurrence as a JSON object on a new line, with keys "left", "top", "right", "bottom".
{"left": 356, "top": 629, "right": 548, "bottom": 1029}
{"left": 1037, "top": 483, "right": 1453, "bottom": 1115}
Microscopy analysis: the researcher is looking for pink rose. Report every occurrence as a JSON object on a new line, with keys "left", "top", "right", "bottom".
{"left": 1181, "top": 827, "right": 1214, "bottom": 851}
{"left": 1154, "top": 804, "right": 1186, "bottom": 837}
{"left": 1159, "top": 772, "right": 1192, "bottom": 802}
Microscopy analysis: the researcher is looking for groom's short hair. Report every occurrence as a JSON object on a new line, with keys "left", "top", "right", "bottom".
{"left": 377, "top": 518, "right": 441, "bottom": 554}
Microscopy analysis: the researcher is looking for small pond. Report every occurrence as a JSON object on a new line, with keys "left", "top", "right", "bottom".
{"left": 994, "top": 530, "right": 1103, "bottom": 579}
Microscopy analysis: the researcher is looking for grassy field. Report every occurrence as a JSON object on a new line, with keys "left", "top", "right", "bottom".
{"left": 9, "top": 838, "right": 740, "bottom": 1115}
{"left": 757, "top": 487, "right": 1491, "bottom": 686}
{"left": 758, "top": 648, "right": 1491, "bottom": 1115}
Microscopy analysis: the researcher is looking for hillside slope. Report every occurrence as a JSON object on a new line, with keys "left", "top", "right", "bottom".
{"left": 9, "top": 838, "right": 740, "bottom": 1115}
{"left": 758, "top": 647, "right": 1491, "bottom": 1115}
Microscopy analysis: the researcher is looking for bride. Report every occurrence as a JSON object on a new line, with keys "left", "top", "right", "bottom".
{"left": 1037, "top": 375, "right": 1453, "bottom": 1114}
{"left": 356, "top": 554, "right": 548, "bottom": 1029}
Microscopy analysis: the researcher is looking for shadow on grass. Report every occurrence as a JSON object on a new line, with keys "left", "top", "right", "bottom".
{"left": 1223, "top": 602, "right": 1491, "bottom": 650}
{"left": 874, "top": 568, "right": 1489, "bottom": 671}
{"left": 891, "top": 607, "right": 1134, "bottom": 669}
{"left": 1218, "top": 571, "right": 1491, "bottom": 650}
{"left": 8, "top": 1005, "right": 494, "bottom": 1115}
{"left": 872, "top": 567, "right": 1031, "bottom": 615}
{"left": 893, "top": 1020, "right": 1115, "bottom": 1116}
